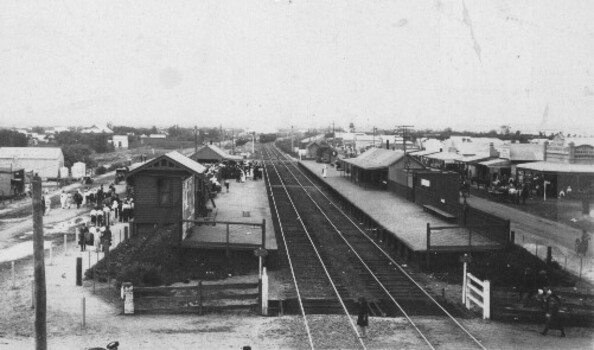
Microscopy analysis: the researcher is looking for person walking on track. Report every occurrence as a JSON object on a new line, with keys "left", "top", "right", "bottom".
{"left": 357, "top": 297, "right": 370, "bottom": 338}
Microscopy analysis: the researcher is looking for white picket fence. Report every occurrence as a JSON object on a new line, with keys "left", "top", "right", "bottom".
{"left": 464, "top": 272, "right": 491, "bottom": 319}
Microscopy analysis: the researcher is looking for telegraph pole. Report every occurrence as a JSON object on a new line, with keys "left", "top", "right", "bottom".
{"left": 291, "top": 125, "right": 294, "bottom": 153}
{"left": 32, "top": 175, "right": 47, "bottom": 350}
{"left": 194, "top": 126, "right": 198, "bottom": 154}
{"left": 395, "top": 125, "right": 414, "bottom": 153}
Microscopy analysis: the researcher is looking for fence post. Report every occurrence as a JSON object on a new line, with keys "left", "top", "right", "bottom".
{"left": 261, "top": 219, "right": 266, "bottom": 249}
{"left": 483, "top": 280, "right": 491, "bottom": 319}
{"left": 426, "top": 223, "right": 431, "bottom": 269}
{"left": 12, "top": 261, "right": 16, "bottom": 289}
{"left": 82, "top": 295, "right": 86, "bottom": 327}
{"left": 49, "top": 243, "right": 53, "bottom": 266}
{"left": 462, "top": 262, "right": 467, "bottom": 304}
{"left": 262, "top": 267, "right": 269, "bottom": 316}
{"left": 124, "top": 226, "right": 129, "bottom": 240}
{"left": 546, "top": 246, "right": 552, "bottom": 265}
{"left": 76, "top": 257, "right": 82, "bottom": 286}
{"left": 198, "top": 281, "right": 203, "bottom": 315}
{"left": 226, "top": 224, "right": 230, "bottom": 257}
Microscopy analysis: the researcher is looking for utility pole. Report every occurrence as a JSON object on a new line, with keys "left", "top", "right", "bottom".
{"left": 291, "top": 125, "right": 294, "bottom": 153}
{"left": 219, "top": 124, "right": 222, "bottom": 148}
{"left": 373, "top": 126, "right": 376, "bottom": 148}
{"left": 332, "top": 121, "right": 335, "bottom": 147}
{"left": 32, "top": 175, "right": 47, "bottom": 350}
{"left": 194, "top": 126, "right": 198, "bottom": 154}
{"left": 395, "top": 125, "right": 414, "bottom": 153}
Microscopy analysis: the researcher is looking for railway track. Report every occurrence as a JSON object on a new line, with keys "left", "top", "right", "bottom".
{"left": 262, "top": 144, "right": 487, "bottom": 350}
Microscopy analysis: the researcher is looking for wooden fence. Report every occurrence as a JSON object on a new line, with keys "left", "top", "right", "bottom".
{"left": 131, "top": 282, "right": 259, "bottom": 314}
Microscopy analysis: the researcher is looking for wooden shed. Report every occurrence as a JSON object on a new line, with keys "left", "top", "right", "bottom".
{"left": 0, "top": 167, "right": 25, "bottom": 198}
{"left": 189, "top": 144, "right": 243, "bottom": 164}
{"left": 127, "top": 151, "right": 209, "bottom": 238}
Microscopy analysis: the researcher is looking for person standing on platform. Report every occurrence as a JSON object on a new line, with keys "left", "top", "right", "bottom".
{"left": 322, "top": 165, "right": 327, "bottom": 178}
{"left": 96, "top": 206, "right": 104, "bottom": 226}
{"left": 224, "top": 179, "right": 230, "bottom": 193}
{"left": 540, "top": 289, "right": 565, "bottom": 337}
{"left": 79, "top": 223, "right": 88, "bottom": 252}
{"left": 44, "top": 194, "right": 52, "bottom": 216}
{"left": 357, "top": 297, "right": 370, "bottom": 338}
{"left": 60, "top": 190, "right": 67, "bottom": 209}
{"left": 90, "top": 207, "right": 97, "bottom": 226}
{"left": 101, "top": 225, "right": 112, "bottom": 253}
{"left": 103, "top": 203, "right": 111, "bottom": 226}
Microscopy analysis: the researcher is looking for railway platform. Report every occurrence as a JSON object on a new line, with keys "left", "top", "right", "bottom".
{"left": 181, "top": 176, "right": 278, "bottom": 251}
{"left": 299, "top": 159, "right": 503, "bottom": 269}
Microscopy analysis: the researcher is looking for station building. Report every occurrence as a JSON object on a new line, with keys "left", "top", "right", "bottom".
{"left": 126, "top": 151, "right": 209, "bottom": 241}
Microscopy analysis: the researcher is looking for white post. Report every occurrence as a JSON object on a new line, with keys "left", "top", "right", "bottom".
{"left": 462, "top": 261, "right": 467, "bottom": 304}
{"left": 82, "top": 295, "right": 86, "bottom": 327}
{"left": 49, "top": 242, "right": 53, "bottom": 266}
{"left": 483, "top": 280, "right": 491, "bottom": 319}
{"left": 262, "top": 267, "right": 269, "bottom": 316}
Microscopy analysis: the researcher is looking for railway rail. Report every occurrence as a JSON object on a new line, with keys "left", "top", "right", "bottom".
{"left": 262, "top": 144, "right": 487, "bottom": 349}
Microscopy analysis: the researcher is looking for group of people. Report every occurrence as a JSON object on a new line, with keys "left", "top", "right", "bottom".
{"left": 78, "top": 222, "right": 112, "bottom": 253}
{"left": 89, "top": 196, "right": 134, "bottom": 226}
{"left": 204, "top": 160, "right": 265, "bottom": 195}
{"left": 517, "top": 268, "right": 566, "bottom": 337}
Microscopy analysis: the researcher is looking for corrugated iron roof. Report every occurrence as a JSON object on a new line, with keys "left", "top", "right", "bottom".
{"left": 342, "top": 148, "right": 405, "bottom": 170}
{"left": 424, "top": 152, "right": 463, "bottom": 161}
{"left": 192, "top": 144, "right": 243, "bottom": 161}
{"left": 479, "top": 159, "right": 511, "bottom": 167}
{"left": 0, "top": 147, "right": 63, "bottom": 159}
{"left": 456, "top": 154, "right": 492, "bottom": 163}
{"left": 166, "top": 151, "right": 207, "bottom": 174}
{"left": 516, "top": 161, "right": 594, "bottom": 173}
{"left": 409, "top": 149, "right": 440, "bottom": 157}
{"left": 128, "top": 151, "right": 206, "bottom": 177}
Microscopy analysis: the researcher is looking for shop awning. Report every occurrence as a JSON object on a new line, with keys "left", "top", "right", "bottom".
{"left": 516, "top": 161, "right": 594, "bottom": 174}
{"left": 479, "top": 159, "right": 511, "bottom": 168}
{"left": 456, "top": 154, "right": 493, "bottom": 164}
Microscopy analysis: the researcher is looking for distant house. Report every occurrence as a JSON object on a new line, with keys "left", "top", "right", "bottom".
{"left": 112, "top": 135, "right": 129, "bottom": 149}
{"left": 190, "top": 144, "right": 243, "bottom": 164}
{"left": 0, "top": 167, "right": 25, "bottom": 197}
{"left": 0, "top": 147, "right": 64, "bottom": 179}
{"left": 140, "top": 134, "right": 168, "bottom": 147}
{"left": 81, "top": 124, "right": 113, "bottom": 134}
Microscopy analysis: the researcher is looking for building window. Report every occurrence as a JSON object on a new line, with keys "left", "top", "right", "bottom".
{"left": 158, "top": 178, "right": 173, "bottom": 206}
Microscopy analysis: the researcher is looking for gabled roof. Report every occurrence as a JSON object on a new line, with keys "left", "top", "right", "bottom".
{"left": 191, "top": 144, "right": 243, "bottom": 161}
{"left": 128, "top": 151, "right": 206, "bottom": 177}
{"left": 510, "top": 143, "right": 544, "bottom": 161}
{"left": 0, "top": 147, "right": 63, "bottom": 160}
{"left": 342, "top": 148, "right": 406, "bottom": 170}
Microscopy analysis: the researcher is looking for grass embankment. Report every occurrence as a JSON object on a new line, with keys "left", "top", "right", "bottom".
{"left": 86, "top": 226, "right": 258, "bottom": 287}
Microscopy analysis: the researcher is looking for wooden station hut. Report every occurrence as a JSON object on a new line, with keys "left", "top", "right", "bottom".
{"left": 190, "top": 144, "right": 243, "bottom": 164}
{"left": 341, "top": 148, "right": 425, "bottom": 191}
{"left": 126, "top": 151, "right": 209, "bottom": 240}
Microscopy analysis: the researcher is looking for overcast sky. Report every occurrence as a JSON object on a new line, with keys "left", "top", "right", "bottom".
{"left": 1, "top": 0, "right": 593, "bottom": 133}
